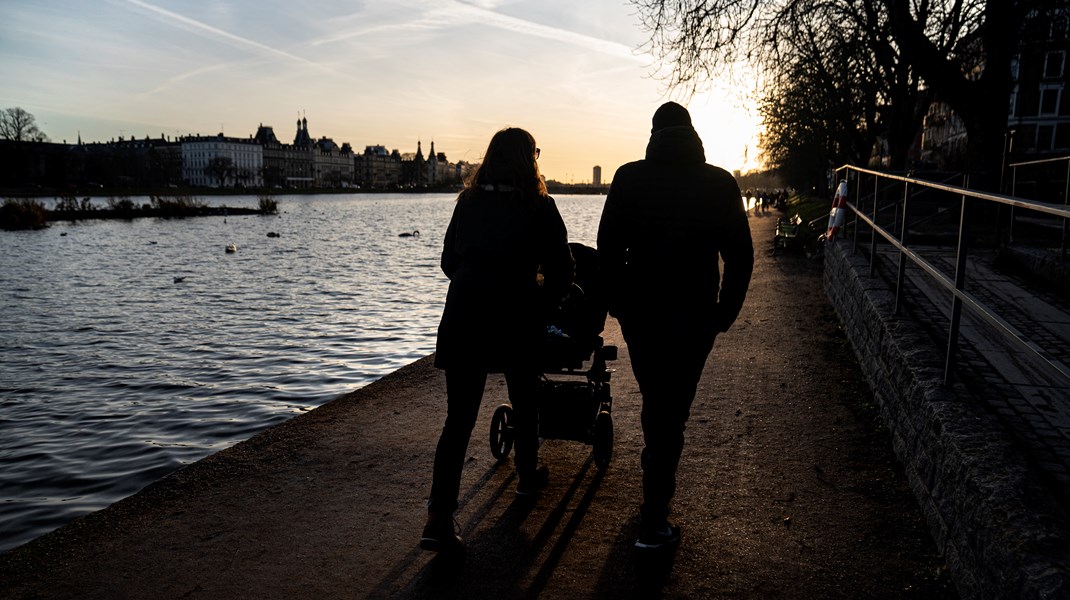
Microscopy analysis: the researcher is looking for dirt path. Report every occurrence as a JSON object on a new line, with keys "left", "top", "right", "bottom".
{"left": 0, "top": 212, "right": 956, "bottom": 599}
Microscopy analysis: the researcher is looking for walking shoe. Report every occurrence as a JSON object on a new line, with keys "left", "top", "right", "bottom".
{"left": 516, "top": 465, "right": 550, "bottom": 496}
{"left": 635, "top": 522, "right": 681, "bottom": 550}
{"left": 420, "top": 512, "right": 463, "bottom": 553}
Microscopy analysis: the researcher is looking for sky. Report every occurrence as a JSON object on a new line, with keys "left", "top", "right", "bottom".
{"left": 0, "top": 0, "right": 763, "bottom": 183}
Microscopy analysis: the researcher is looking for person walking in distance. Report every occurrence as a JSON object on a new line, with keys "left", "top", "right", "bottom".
{"left": 597, "top": 102, "right": 754, "bottom": 550}
{"left": 421, "top": 127, "right": 575, "bottom": 553}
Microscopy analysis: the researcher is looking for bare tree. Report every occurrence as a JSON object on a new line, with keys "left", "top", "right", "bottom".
{"left": 0, "top": 107, "right": 49, "bottom": 142}
{"left": 886, "top": 0, "right": 1035, "bottom": 185}
{"left": 632, "top": 0, "right": 1040, "bottom": 187}
{"left": 204, "top": 156, "right": 235, "bottom": 188}
{"left": 757, "top": 1, "right": 881, "bottom": 183}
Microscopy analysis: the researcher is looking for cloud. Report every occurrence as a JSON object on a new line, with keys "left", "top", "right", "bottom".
{"left": 450, "top": 0, "right": 639, "bottom": 61}
{"left": 136, "top": 63, "right": 233, "bottom": 100}
{"left": 315, "top": 0, "right": 641, "bottom": 62}
{"left": 117, "top": 0, "right": 331, "bottom": 71}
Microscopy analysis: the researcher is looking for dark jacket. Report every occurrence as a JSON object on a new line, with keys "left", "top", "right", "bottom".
{"left": 597, "top": 125, "right": 753, "bottom": 334}
{"left": 434, "top": 188, "right": 575, "bottom": 371}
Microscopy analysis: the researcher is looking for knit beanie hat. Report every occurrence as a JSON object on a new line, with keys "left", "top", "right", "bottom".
{"left": 651, "top": 101, "right": 692, "bottom": 133}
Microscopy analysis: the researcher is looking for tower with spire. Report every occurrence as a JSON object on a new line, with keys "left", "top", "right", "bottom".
{"left": 293, "top": 116, "right": 313, "bottom": 148}
{"left": 412, "top": 139, "right": 427, "bottom": 186}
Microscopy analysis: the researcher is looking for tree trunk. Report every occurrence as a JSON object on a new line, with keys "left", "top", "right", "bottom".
{"left": 961, "top": 89, "right": 1012, "bottom": 190}
{"left": 888, "top": 0, "right": 1024, "bottom": 190}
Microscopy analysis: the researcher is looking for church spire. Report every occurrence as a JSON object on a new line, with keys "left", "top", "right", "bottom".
{"left": 294, "top": 114, "right": 312, "bottom": 147}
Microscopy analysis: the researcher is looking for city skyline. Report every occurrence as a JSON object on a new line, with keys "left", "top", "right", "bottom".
{"left": 0, "top": 0, "right": 763, "bottom": 183}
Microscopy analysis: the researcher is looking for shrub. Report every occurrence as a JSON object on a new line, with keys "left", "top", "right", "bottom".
{"left": 55, "top": 194, "right": 80, "bottom": 212}
{"left": 150, "top": 194, "right": 206, "bottom": 217}
{"left": 53, "top": 195, "right": 95, "bottom": 218}
{"left": 1, "top": 198, "right": 49, "bottom": 230}
{"left": 258, "top": 194, "right": 279, "bottom": 214}
{"left": 107, "top": 196, "right": 136, "bottom": 212}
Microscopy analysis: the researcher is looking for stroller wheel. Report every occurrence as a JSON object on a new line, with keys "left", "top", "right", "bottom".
{"left": 593, "top": 410, "right": 613, "bottom": 470}
{"left": 490, "top": 404, "right": 514, "bottom": 460}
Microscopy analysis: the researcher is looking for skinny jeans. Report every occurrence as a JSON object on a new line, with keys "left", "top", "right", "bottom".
{"left": 427, "top": 367, "right": 540, "bottom": 515}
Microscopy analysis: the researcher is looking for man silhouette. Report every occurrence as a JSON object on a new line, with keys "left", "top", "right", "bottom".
{"left": 597, "top": 101, "right": 754, "bottom": 549}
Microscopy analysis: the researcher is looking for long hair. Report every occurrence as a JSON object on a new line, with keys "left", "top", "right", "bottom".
{"left": 465, "top": 127, "right": 547, "bottom": 196}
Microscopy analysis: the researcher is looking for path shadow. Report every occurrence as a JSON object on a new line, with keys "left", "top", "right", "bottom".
{"left": 371, "top": 451, "right": 605, "bottom": 598}
{"left": 523, "top": 454, "right": 604, "bottom": 597}
{"left": 633, "top": 541, "right": 680, "bottom": 598}
{"left": 591, "top": 517, "right": 680, "bottom": 599}
{"left": 363, "top": 459, "right": 512, "bottom": 599}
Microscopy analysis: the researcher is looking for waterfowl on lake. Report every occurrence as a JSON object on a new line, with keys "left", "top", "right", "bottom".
{"left": 267, "top": 232, "right": 280, "bottom": 238}
{"left": 173, "top": 276, "right": 187, "bottom": 283}
{"left": 398, "top": 230, "right": 420, "bottom": 238}
{"left": 225, "top": 243, "right": 237, "bottom": 253}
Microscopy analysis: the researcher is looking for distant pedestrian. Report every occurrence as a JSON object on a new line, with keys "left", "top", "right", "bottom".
{"left": 597, "top": 102, "right": 754, "bottom": 550}
{"left": 421, "top": 127, "right": 575, "bottom": 553}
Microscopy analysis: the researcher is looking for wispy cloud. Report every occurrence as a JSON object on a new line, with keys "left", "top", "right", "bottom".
{"left": 315, "top": 0, "right": 640, "bottom": 62}
{"left": 450, "top": 0, "right": 639, "bottom": 61}
{"left": 135, "top": 62, "right": 233, "bottom": 100}
{"left": 117, "top": 0, "right": 332, "bottom": 71}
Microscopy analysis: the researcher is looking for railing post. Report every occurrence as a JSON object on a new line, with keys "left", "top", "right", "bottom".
{"left": 945, "top": 179, "right": 971, "bottom": 387}
{"left": 894, "top": 181, "right": 910, "bottom": 316}
{"left": 892, "top": 185, "right": 901, "bottom": 241}
{"left": 1062, "top": 159, "right": 1069, "bottom": 261}
{"left": 852, "top": 172, "right": 861, "bottom": 254}
{"left": 870, "top": 175, "right": 879, "bottom": 278}
{"left": 1010, "top": 166, "right": 1018, "bottom": 243}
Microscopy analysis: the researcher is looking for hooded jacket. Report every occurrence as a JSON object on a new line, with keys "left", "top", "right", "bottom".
{"left": 597, "top": 125, "right": 753, "bottom": 333}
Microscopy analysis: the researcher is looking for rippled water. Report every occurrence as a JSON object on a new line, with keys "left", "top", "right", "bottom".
{"left": 0, "top": 192, "right": 605, "bottom": 553}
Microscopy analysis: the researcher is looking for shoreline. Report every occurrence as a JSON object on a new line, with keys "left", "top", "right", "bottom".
{"left": 1, "top": 185, "right": 609, "bottom": 200}
{"left": 3, "top": 188, "right": 608, "bottom": 230}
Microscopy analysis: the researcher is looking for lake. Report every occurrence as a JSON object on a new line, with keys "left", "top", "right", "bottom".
{"left": 0, "top": 192, "right": 606, "bottom": 553}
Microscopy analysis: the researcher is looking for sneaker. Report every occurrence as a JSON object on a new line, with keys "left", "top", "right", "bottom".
{"left": 635, "top": 522, "right": 681, "bottom": 550}
{"left": 420, "top": 513, "right": 464, "bottom": 553}
{"left": 516, "top": 465, "right": 550, "bottom": 496}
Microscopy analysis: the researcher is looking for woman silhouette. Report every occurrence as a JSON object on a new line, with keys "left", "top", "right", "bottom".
{"left": 421, "top": 127, "right": 574, "bottom": 553}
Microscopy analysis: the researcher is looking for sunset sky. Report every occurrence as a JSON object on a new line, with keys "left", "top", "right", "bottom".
{"left": 0, "top": 0, "right": 763, "bottom": 182}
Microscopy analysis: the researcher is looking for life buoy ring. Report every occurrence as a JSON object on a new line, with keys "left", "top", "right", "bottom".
{"left": 826, "top": 180, "right": 848, "bottom": 241}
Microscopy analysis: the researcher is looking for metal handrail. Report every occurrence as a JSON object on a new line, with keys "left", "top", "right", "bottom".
{"left": 1009, "top": 155, "right": 1070, "bottom": 169}
{"left": 834, "top": 164, "right": 1070, "bottom": 388}
{"left": 846, "top": 164, "right": 1070, "bottom": 217}
{"left": 1007, "top": 155, "right": 1070, "bottom": 258}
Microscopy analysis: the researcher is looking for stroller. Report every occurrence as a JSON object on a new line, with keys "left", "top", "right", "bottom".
{"left": 488, "top": 243, "right": 618, "bottom": 470}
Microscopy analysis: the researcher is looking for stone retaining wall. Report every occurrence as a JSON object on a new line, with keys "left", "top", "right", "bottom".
{"left": 823, "top": 239, "right": 1070, "bottom": 600}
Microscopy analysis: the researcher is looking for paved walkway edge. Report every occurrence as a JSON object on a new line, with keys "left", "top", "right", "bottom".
{"left": 824, "top": 240, "right": 1070, "bottom": 600}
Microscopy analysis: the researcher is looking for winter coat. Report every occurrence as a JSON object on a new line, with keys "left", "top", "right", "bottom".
{"left": 434, "top": 187, "right": 575, "bottom": 372}
{"left": 597, "top": 125, "right": 754, "bottom": 334}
